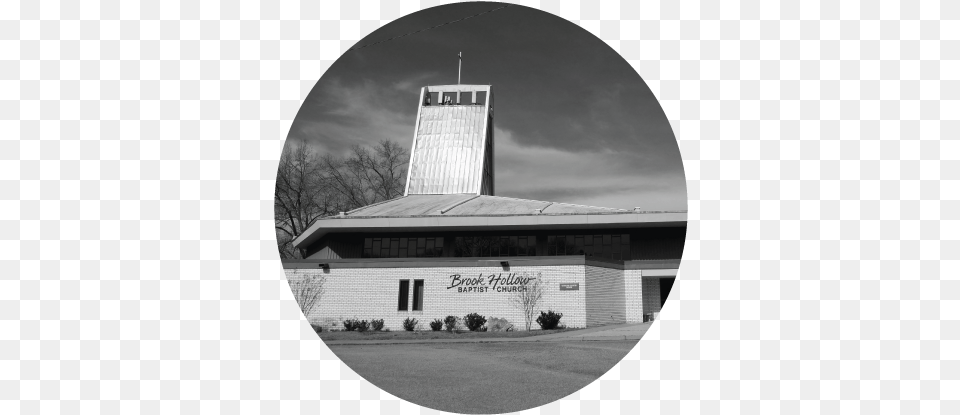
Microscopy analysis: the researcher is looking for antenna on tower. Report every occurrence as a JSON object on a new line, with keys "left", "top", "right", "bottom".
{"left": 458, "top": 52, "right": 462, "bottom": 84}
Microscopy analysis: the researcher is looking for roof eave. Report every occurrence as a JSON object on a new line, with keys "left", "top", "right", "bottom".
{"left": 291, "top": 212, "right": 687, "bottom": 250}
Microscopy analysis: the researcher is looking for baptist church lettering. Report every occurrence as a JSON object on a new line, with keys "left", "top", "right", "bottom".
{"left": 446, "top": 272, "right": 540, "bottom": 293}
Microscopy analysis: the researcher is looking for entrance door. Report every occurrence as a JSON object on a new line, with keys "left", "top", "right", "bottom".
{"left": 659, "top": 277, "right": 675, "bottom": 307}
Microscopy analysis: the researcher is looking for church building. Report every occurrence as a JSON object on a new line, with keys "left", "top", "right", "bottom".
{"left": 282, "top": 85, "right": 685, "bottom": 331}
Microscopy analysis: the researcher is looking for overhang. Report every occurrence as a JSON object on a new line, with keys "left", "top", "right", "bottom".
{"left": 291, "top": 211, "right": 687, "bottom": 250}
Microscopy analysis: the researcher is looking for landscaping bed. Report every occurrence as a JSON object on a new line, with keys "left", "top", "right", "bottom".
{"left": 317, "top": 327, "right": 582, "bottom": 342}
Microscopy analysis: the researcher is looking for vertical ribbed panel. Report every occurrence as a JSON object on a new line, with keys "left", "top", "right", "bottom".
{"left": 584, "top": 266, "right": 627, "bottom": 327}
{"left": 407, "top": 105, "right": 490, "bottom": 195}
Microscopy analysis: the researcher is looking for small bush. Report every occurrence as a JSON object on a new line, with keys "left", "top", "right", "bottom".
{"left": 310, "top": 323, "right": 323, "bottom": 334}
{"left": 370, "top": 319, "right": 385, "bottom": 331}
{"left": 463, "top": 313, "right": 487, "bottom": 331}
{"left": 487, "top": 317, "right": 513, "bottom": 332}
{"left": 355, "top": 320, "right": 369, "bottom": 332}
{"left": 402, "top": 317, "right": 418, "bottom": 331}
{"left": 429, "top": 319, "right": 443, "bottom": 331}
{"left": 342, "top": 319, "right": 357, "bottom": 331}
{"left": 536, "top": 310, "right": 564, "bottom": 330}
{"left": 443, "top": 315, "right": 459, "bottom": 332}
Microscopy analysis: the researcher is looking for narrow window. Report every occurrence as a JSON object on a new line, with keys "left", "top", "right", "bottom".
{"left": 475, "top": 91, "right": 487, "bottom": 105}
{"left": 459, "top": 91, "right": 471, "bottom": 105}
{"left": 390, "top": 238, "right": 399, "bottom": 257}
{"left": 622, "top": 234, "right": 631, "bottom": 261}
{"left": 412, "top": 280, "right": 424, "bottom": 311}
{"left": 429, "top": 92, "right": 439, "bottom": 106}
{"left": 398, "top": 280, "right": 410, "bottom": 311}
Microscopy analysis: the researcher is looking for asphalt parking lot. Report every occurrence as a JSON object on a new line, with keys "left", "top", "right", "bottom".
{"left": 329, "top": 340, "right": 639, "bottom": 414}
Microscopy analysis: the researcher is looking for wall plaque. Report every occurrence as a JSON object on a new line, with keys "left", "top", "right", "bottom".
{"left": 559, "top": 283, "right": 579, "bottom": 291}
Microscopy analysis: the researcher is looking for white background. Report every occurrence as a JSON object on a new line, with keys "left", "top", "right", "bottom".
{"left": 5, "top": 0, "right": 956, "bottom": 413}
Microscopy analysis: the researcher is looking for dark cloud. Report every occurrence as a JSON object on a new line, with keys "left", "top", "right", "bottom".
{"left": 286, "top": 2, "right": 686, "bottom": 211}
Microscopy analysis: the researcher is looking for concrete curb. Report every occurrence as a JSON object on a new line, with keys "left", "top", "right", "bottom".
{"left": 320, "top": 323, "right": 652, "bottom": 346}
{"left": 323, "top": 335, "right": 645, "bottom": 346}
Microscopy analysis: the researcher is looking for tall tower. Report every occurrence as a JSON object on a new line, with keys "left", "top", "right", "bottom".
{"left": 404, "top": 85, "right": 494, "bottom": 196}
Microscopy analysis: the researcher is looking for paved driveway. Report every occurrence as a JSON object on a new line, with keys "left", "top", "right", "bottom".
{"left": 330, "top": 340, "right": 639, "bottom": 414}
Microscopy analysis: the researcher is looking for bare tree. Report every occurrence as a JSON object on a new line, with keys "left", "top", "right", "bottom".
{"left": 275, "top": 142, "right": 343, "bottom": 258}
{"left": 287, "top": 271, "right": 327, "bottom": 323}
{"left": 509, "top": 277, "right": 544, "bottom": 331}
{"left": 275, "top": 139, "right": 409, "bottom": 258}
{"left": 321, "top": 140, "right": 408, "bottom": 208}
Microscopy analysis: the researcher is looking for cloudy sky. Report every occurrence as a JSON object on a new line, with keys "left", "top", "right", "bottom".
{"left": 285, "top": 3, "right": 686, "bottom": 211}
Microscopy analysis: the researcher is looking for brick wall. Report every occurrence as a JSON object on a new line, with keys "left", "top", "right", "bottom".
{"left": 285, "top": 265, "right": 588, "bottom": 331}
{"left": 624, "top": 269, "right": 644, "bottom": 322}
{"left": 583, "top": 266, "right": 626, "bottom": 327}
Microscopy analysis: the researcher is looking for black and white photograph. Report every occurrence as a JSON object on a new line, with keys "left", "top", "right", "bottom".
{"left": 276, "top": 3, "right": 686, "bottom": 413}
{"left": 10, "top": 0, "right": 956, "bottom": 414}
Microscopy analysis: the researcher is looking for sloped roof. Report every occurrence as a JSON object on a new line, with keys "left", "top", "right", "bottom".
{"left": 292, "top": 194, "right": 686, "bottom": 249}
{"left": 346, "top": 194, "right": 630, "bottom": 217}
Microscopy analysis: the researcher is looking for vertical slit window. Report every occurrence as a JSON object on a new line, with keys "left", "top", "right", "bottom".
{"left": 398, "top": 280, "right": 409, "bottom": 311}
{"left": 412, "top": 280, "right": 424, "bottom": 311}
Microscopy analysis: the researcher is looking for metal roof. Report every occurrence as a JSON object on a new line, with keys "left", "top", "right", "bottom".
{"left": 347, "top": 194, "right": 631, "bottom": 217}
{"left": 291, "top": 194, "right": 686, "bottom": 249}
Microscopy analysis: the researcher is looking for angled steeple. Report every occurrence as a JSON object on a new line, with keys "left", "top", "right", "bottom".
{"left": 404, "top": 85, "right": 494, "bottom": 196}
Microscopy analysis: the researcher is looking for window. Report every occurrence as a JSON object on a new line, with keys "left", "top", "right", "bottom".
{"left": 475, "top": 91, "right": 486, "bottom": 105}
{"left": 398, "top": 280, "right": 409, "bottom": 311}
{"left": 459, "top": 91, "right": 471, "bottom": 105}
{"left": 362, "top": 236, "right": 444, "bottom": 258}
{"left": 453, "top": 235, "right": 536, "bottom": 257}
{"left": 442, "top": 92, "right": 457, "bottom": 105}
{"left": 412, "top": 280, "right": 424, "bottom": 311}
{"left": 428, "top": 92, "right": 439, "bottom": 106}
{"left": 546, "top": 233, "right": 631, "bottom": 260}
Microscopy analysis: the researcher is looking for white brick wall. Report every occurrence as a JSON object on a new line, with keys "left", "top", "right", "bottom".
{"left": 285, "top": 265, "right": 589, "bottom": 331}
{"left": 624, "top": 269, "right": 644, "bottom": 322}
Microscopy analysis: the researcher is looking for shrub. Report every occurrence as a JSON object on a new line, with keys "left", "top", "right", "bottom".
{"left": 487, "top": 317, "right": 513, "bottom": 332}
{"left": 402, "top": 317, "right": 418, "bottom": 331}
{"left": 342, "top": 319, "right": 357, "bottom": 331}
{"left": 310, "top": 323, "right": 323, "bottom": 334}
{"left": 463, "top": 313, "right": 487, "bottom": 331}
{"left": 443, "top": 315, "right": 459, "bottom": 332}
{"left": 370, "top": 319, "right": 385, "bottom": 331}
{"left": 429, "top": 319, "right": 443, "bottom": 331}
{"left": 536, "top": 310, "right": 564, "bottom": 330}
{"left": 355, "top": 320, "right": 369, "bottom": 332}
